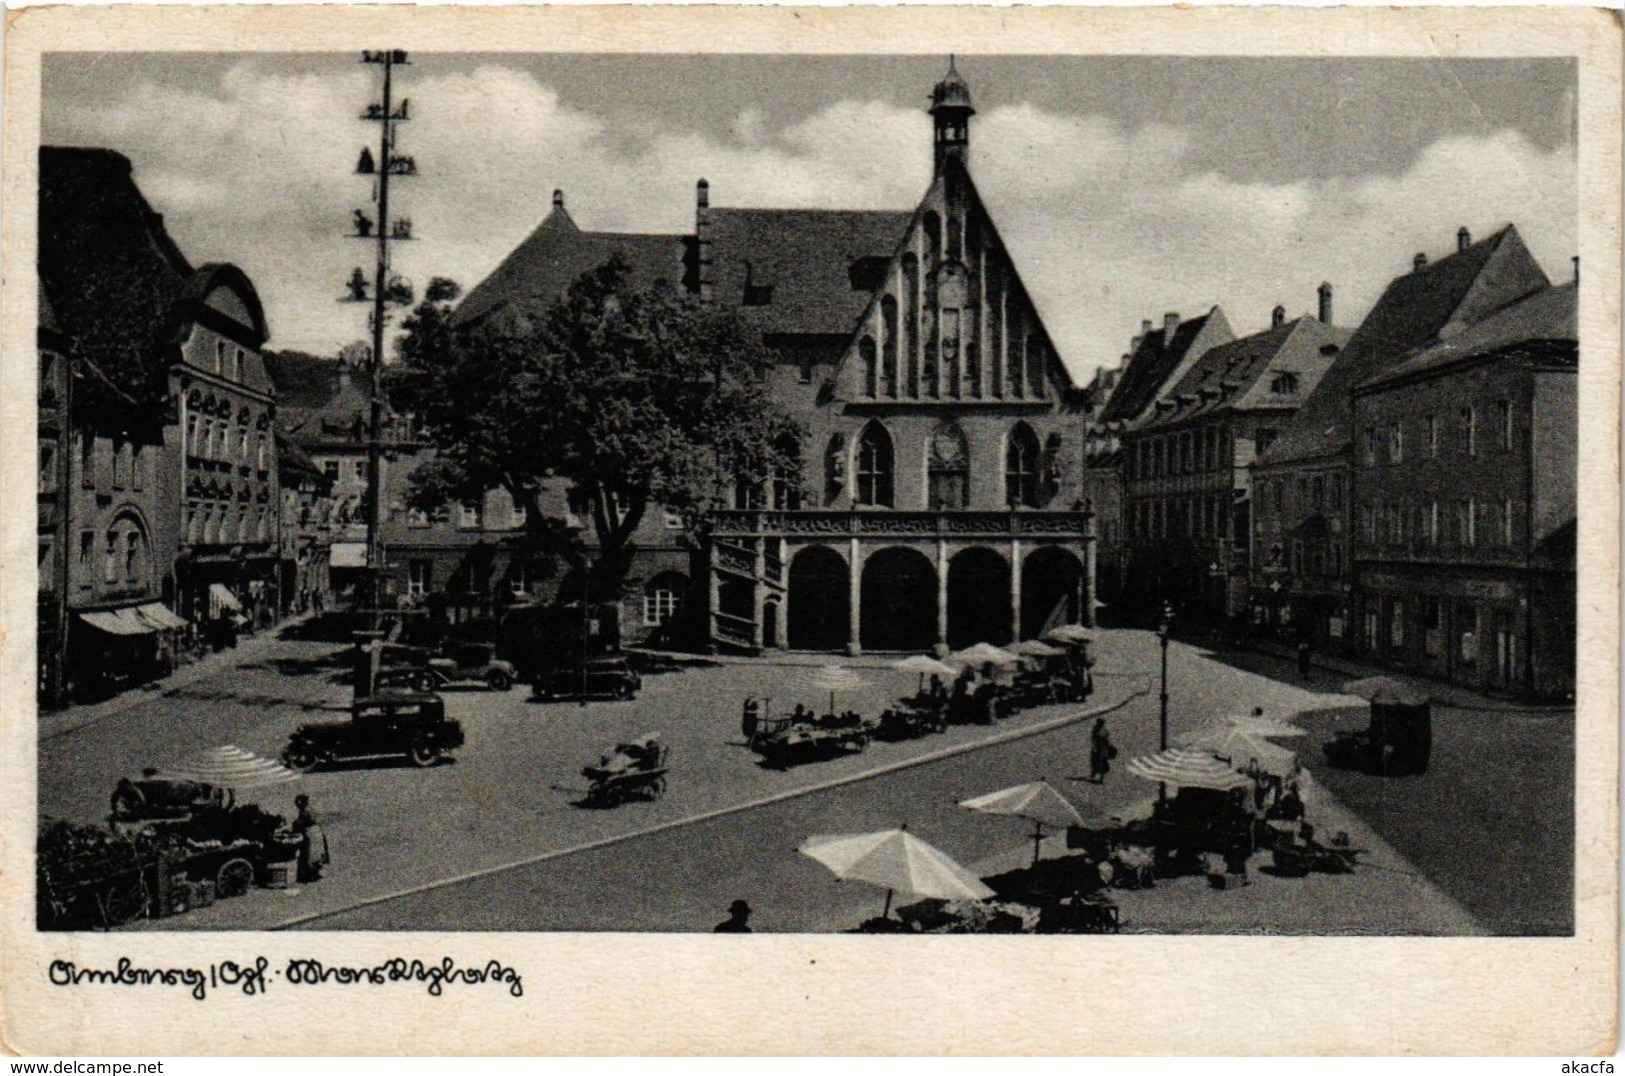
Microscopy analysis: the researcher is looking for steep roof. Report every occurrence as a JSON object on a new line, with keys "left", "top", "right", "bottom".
{"left": 263, "top": 350, "right": 355, "bottom": 410}
{"left": 1133, "top": 319, "right": 1300, "bottom": 430}
{"left": 1097, "top": 310, "right": 1225, "bottom": 425}
{"left": 1257, "top": 225, "right": 1550, "bottom": 467}
{"left": 706, "top": 208, "right": 912, "bottom": 337}
{"left": 1360, "top": 282, "right": 1577, "bottom": 390}
{"left": 454, "top": 202, "right": 687, "bottom": 327}
{"left": 39, "top": 146, "right": 194, "bottom": 402}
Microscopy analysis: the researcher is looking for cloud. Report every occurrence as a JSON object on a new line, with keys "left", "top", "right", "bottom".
{"left": 44, "top": 61, "right": 1576, "bottom": 382}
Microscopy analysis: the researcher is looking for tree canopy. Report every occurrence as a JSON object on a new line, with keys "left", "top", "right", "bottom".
{"left": 387, "top": 259, "right": 803, "bottom": 597}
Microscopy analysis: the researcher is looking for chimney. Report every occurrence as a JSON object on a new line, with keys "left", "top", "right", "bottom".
{"left": 1413, "top": 252, "right": 1428, "bottom": 272}
{"left": 1318, "top": 281, "right": 1333, "bottom": 325}
{"left": 552, "top": 189, "right": 564, "bottom": 210}
{"left": 696, "top": 179, "right": 713, "bottom": 302}
{"left": 1163, "top": 312, "right": 1180, "bottom": 339}
{"left": 1271, "top": 305, "right": 1286, "bottom": 328}
{"left": 1457, "top": 226, "right": 1471, "bottom": 252}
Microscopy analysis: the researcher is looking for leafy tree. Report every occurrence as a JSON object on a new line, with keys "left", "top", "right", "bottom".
{"left": 387, "top": 259, "right": 803, "bottom": 598}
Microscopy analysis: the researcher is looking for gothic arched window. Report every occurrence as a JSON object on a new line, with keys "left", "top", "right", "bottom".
{"left": 1005, "top": 422, "right": 1042, "bottom": 508}
{"left": 856, "top": 423, "right": 894, "bottom": 508}
{"left": 859, "top": 336, "right": 878, "bottom": 398}
{"left": 927, "top": 422, "right": 969, "bottom": 510}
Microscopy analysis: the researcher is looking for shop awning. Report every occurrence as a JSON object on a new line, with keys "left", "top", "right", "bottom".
{"left": 208, "top": 583, "right": 243, "bottom": 612}
{"left": 133, "top": 602, "right": 188, "bottom": 631}
{"left": 80, "top": 609, "right": 154, "bottom": 636}
{"left": 330, "top": 542, "right": 367, "bottom": 569}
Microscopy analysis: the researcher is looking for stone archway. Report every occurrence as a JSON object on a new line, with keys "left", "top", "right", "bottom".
{"left": 1020, "top": 545, "right": 1082, "bottom": 639}
{"left": 948, "top": 546, "right": 1012, "bottom": 648}
{"left": 788, "top": 546, "right": 849, "bottom": 651}
{"left": 860, "top": 547, "right": 937, "bottom": 652}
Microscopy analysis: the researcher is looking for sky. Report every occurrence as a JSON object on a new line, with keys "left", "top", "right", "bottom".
{"left": 41, "top": 53, "right": 1577, "bottom": 381}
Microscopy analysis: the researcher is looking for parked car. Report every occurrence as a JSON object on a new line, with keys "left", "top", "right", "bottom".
{"left": 531, "top": 656, "right": 642, "bottom": 702}
{"left": 378, "top": 641, "right": 517, "bottom": 692}
{"left": 281, "top": 690, "right": 465, "bottom": 770}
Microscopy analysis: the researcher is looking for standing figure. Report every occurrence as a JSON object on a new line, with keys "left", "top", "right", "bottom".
{"left": 1296, "top": 639, "right": 1313, "bottom": 677}
{"left": 292, "top": 793, "right": 329, "bottom": 884}
{"left": 713, "top": 899, "right": 752, "bottom": 933}
{"left": 1089, "top": 718, "right": 1116, "bottom": 784}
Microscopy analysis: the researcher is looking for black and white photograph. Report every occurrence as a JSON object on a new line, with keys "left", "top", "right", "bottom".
{"left": 4, "top": 4, "right": 1618, "bottom": 1057}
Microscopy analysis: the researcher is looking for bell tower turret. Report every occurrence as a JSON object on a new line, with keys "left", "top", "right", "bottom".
{"left": 929, "top": 56, "right": 975, "bottom": 175}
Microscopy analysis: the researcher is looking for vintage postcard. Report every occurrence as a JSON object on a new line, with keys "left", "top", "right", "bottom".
{"left": 2, "top": 4, "right": 1618, "bottom": 1056}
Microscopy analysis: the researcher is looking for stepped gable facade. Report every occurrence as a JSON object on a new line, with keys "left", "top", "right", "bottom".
{"left": 1349, "top": 281, "right": 1577, "bottom": 697}
{"left": 1121, "top": 300, "right": 1351, "bottom": 621}
{"left": 1249, "top": 224, "right": 1552, "bottom": 650}
{"left": 704, "top": 60, "right": 1096, "bottom": 655}
{"left": 454, "top": 61, "right": 1098, "bottom": 654}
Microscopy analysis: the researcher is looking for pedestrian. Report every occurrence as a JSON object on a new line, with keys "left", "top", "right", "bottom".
{"left": 292, "top": 793, "right": 330, "bottom": 884}
{"left": 1296, "top": 639, "right": 1313, "bottom": 677}
{"left": 714, "top": 899, "right": 752, "bottom": 933}
{"left": 1089, "top": 718, "right": 1116, "bottom": 783}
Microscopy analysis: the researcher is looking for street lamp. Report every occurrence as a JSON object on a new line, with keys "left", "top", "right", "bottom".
{"left": 1155, "top": 600, "right": 1174, "bottom": 808}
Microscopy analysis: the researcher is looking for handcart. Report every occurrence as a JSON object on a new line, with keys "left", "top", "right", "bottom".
{"left": 582, "top": 734, "right": 669, "bottom": 807}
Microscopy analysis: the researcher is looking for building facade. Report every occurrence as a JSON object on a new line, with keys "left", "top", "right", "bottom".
{"left": 1249, "top": 225, "right": 1552, "bottom": 651}
{"left": 1349, "top": 283, "right": 1576, "bottom": 697}
{"left": 1122, "top": 297, "right": 1348, "bottom": 622}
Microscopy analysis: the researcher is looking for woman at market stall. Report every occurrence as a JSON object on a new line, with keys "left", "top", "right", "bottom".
{"left": 292, "top": 794, "right": 329, "bottom": 883}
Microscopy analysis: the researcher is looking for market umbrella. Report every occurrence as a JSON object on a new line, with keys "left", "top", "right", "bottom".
{"left": 793, "top": 664, "right": 869, "bottom": 716}
{"left": 1340, "top": 676, "right": 1430, "bottom": 707}
{"left": 1125, "top": 747, "right": 1252, "bottom": 792}
{"left": 158, "top": 745, "right": 301, "bottom": 790}
{"left": 1043, "top": 624, "right": 1095, "bottom": 644}
{"left": 958, "top": 779, "right": 1085, "bottom": 865}
{"left": 948, "top": 642, "right": 1022, "bottom": 668}
{"left": 1226, "top": 714, "right": 1307, "bottom": 739}
{"left": 1010, "top": 639, "right": 1066, "bottom": 658}
{"left": 799, "top": 827, "right": 994, "bottom": 918}
{"left": 891, "top": 654, "right": 958, "bottom": 692}
{"left": 1178, "top": 725, "right": 1298, "bottom": 776}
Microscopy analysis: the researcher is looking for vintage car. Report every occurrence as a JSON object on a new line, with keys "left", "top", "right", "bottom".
{"left": 282, "top": 690, "right": 465, "bottom": 770}
{"left": 378, "top": 641, "right": 517, "bottom": 692}
{"left": 530, "top": 656, "right": 642, "bottom": 702}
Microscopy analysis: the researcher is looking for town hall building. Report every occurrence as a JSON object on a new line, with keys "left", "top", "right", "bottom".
{"left": 458, "top": 61, "right": 1096, "bottom": 654}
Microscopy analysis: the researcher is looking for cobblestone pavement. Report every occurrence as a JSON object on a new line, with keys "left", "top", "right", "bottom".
{"left": 35, "top": 626, "right": 1568, "bottom": 934}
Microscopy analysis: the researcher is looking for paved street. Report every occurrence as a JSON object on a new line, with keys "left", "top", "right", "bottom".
{"left": 36, "top": 624, "right": 1569, "bottom": 935}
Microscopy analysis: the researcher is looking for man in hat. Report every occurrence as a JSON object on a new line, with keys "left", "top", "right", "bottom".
{"left": 714, "top": 899, "right": 752, "bottom": 933}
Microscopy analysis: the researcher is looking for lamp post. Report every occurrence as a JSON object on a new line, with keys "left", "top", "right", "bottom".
{"left": 1156, "top": 600, "right": 1173, "bottom": 752}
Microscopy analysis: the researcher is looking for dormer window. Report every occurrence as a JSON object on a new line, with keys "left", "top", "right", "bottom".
{"left": 1271, "top": 372, "right": 1299, "bottom": 395}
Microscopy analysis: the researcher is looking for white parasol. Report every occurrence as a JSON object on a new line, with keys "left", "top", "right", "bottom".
{"left": 1010, "top": 639, "right": 1067, "bottom": 658}
{"left": 793, "top": 664, "right": 869, "bottom": 716}
{"left": 890, "top": 654, "right": 959, "bottom": 692}
{"left": 958, "top": 779, "right": 1085, "bottom": 864}
{"left": 1043, "top": 624, "right": 1095, "bottom": 644}
{"left": 158, "top": 745, "right": 301, "bottom": 790}
{"left": 947, "top": 642, "right": 1022, "bottom": 668}
{"left": 799, "top": 827, "right": 994, "bottom": 918}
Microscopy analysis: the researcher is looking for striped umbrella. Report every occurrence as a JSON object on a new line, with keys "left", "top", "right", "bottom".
{"left": 158, "top": 745, "right": 302, "bottom": 790}
{"left": 1125, "top": 747, "right": 1252, "bottom": 792}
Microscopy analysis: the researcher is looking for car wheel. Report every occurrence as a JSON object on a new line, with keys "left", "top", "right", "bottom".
{"left": 649, "top": 776, "right": 667, "bottom": 800}
{"left": 216, "top": 857, "right": 254, "bottom": 899}
{"left": 612, "top": 679, "right": 633, "bottom": 700}
{"left": 412, "top": 672, "right": 435, "bottom": 693}
{"left": 486, "top": 669, "right": 513, "bottom": 692}
{"left": 408, "top": 734, "right": 440, "bottom": 768}
{"left": 283, "top": 744, "right": 319, "bottom": 773}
